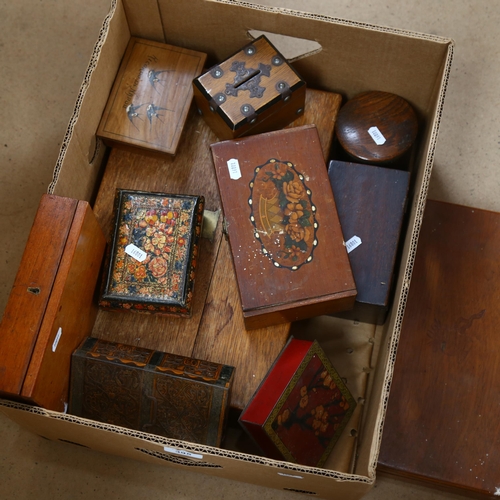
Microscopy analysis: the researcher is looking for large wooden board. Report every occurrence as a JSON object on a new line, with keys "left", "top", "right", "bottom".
{"left": 91, "top": 88, "right": 341, "bottom": 410}
{"left": 378, "top": 200, "right": 500, "bottom": 498}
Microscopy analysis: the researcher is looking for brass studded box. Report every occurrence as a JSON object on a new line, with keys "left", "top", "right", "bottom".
{"left": 70, "top": 338, "right": 234, "bottom": 447}
{"left": 99, "top": 189, "right": 204, "bottom": 317}
{"left": 193, "top": 35, "right": 306, "bottom": 140}
{"left": 97, "top": 37, "right": 207, "bottom": 156}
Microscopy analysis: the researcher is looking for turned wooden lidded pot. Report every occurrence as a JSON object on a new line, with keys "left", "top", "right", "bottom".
{"left": 335, "top": 91, "right": 418, "bottom": 166}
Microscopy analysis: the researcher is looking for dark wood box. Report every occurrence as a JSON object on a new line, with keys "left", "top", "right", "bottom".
{"left": 70, "top": 337, "right": 234, "bottom": 447}
{"left": 99, "top": 189, "right": 204, "bottom": 317}
{"left": 378, "top": 200, "right": 500, "bottom": 497}
{"left": 239, "top": 338, "right": 356, "bottom": 467}
{"left": 193, "top": 35, "right": 306, "bottom": 140}
{"left": 97, "top": 37, "right": 207, "bottom": 156}
{"left": 210, "top": 125, "right": 357, "bottom": 330}
{"left": 0, "top": 194, "right": 106, "bottom": 411}
{"left": 328, "top": 160, "right": 410, "bottom": 324}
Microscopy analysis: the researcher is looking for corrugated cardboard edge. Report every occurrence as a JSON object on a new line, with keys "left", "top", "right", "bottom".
{"left": 367, "top": 41, "right": 455, "bottom": 478}
{"left": 38, "top": 0, "right": 455, "bottom": 494}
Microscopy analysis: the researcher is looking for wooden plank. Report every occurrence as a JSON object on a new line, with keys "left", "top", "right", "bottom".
{"left": 92, "top": 88, "right": 342, "bottom": 410}
{"left": 92, "top": 107, "right": 222, "bottom": 356}
{"left": 378, "top": 200, "right": 500, "bottom": 498}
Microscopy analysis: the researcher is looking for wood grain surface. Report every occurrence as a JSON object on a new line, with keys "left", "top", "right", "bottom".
{"left": 211, "top": 125, "right": 356, "bottom": 329}
{"left": 335, "top": 91, "right": 418, "bottom": 165}
{"left": 97, "top": 37, "right": 207, "bottom": 156}
{"left": 328, "top": 160, "right": 410, "bottom": 324}
{"left": 91, "top": 88, "right": 342, "bottom": 410}
{"left": 193, "top": 35, "right": 306, "bottom": 140}
{"left": 378, "top": 200, "right": 500, "bottom": 498}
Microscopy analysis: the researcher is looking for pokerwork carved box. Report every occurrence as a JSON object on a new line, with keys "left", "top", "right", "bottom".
{"left": 70, "top": 337, "right": 234, "bottom": 447}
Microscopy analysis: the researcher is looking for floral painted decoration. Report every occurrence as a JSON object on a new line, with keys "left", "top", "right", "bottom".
{"left": 265, "top": 342, "right": 356, "bottom": 467}
{"left": 248, "top": 158, "right": 318, "bottom": 271}
{"left": 100, "top": 190, "right": 204, "bottom": 316}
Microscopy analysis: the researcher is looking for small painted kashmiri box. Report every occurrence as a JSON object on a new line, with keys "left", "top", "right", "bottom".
{"left": 193, "top": 35, "right": 306, "bottom": 140}
{"left": 239, "top": 338, "right": 356, "bottom": 467}
{"left": 210, "top": 125, "right": 357, "bottom": 329}
{"left": 99, "top": 189, "right": 204, "bottom": 317}
{"left": 70, "top": 338, "right": 234, "bottom": 446}
{"left": 97, "top": 37, "right": 207, "bottom": 156}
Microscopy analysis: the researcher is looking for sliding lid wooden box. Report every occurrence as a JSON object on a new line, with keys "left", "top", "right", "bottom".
{"left": 210, "top": 125, "right": 357, "bottom": 329}
{"left": 70, "top": 337, "right": 234, "bottom": 447}
{"left": 97, "top": 37, "right": 207, "bottom": 156}
{"left": 0, "top": 194, "right": 105, "bottom": 412}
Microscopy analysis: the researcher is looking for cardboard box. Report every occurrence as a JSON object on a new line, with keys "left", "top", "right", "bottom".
{"left": 0, "top": 1, "right": 453, "bottom": 499}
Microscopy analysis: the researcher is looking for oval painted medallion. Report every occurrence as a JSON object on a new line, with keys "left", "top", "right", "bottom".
{"left": 248, "top": 159, "right": 318, "bottom": 270}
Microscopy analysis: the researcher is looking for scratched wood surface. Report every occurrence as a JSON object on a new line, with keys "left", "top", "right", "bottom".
{"left": 378, "top": 200, "right": 500, "bottom": 498}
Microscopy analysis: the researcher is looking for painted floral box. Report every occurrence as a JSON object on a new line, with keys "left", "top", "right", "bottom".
{"left": 99, "top": 189, "right": 204, "bottom": 317}
{"left": 239, "top": 338, "right": 356, "bottom": 467}
{"left": 210, "top": 125, "right": 356, "bottom": 329}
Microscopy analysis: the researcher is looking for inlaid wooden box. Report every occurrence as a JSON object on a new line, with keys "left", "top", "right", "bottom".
{"left": 99, "top": 189, "right": 204, "bottom": 317}
{"left": 97, "top": 37, "right": 207, "bottom": 156}
{"left": 210, "top": 125, "right": 357, "bottom": 329}
{"left": 328, "top": 160, "right": 410, "bottom": 324}
{"left": 70, "top": 337, "right": 234, "bottom": 447}
{"left": 0, "top": 194, "right": 106, "bottom": 411}
{"left": 193, "top": 35, "right": 306, "bottom": 140}
{"left": 239, "top": 338, "right": 356, "bottom": 467}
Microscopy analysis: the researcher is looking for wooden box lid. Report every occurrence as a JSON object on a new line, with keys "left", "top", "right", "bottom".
{"left": 99, "top": 189, "right": 204, "bottom": 317}
{"left": 193, "top": 35, "right": 306, "bottom": 140}
{"left": 0, "top": 194, "right": 106, "bottom": 411}
{"left": 70, "top": 337, "right": 234, "bottom": 447}
{"left": 328, "top": 160, "right": 410, "bottom": 324}
{"left": 97, "top": 37, "right": 207, "bottom": 156}
{"left": 378, "top": 200, "right": 500, "bottom": 497}
{"left": 239, "top": 338, "right": 356, "bottom": 467}
{"left": 210, "top": 125, "right": 356, "bottom": 329}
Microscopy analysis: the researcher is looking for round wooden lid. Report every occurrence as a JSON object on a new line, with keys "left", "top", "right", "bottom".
{"left": 335, "top": 91, "right": 418, "bottom": 164}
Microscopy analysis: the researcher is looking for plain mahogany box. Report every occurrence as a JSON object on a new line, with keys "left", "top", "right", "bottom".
{"left": 378, "top": 200, "right": 500, "bottom": 498}
{"left": 0, "top": 194, "right": 105, "bottom": 412}
{"left": 0, "top": 1, "right": 454, "bottom": 499}
{"left": 210, "top": 125, "right": 357, "bottom": 329}
{"left": 328, "top": 160, "right": 410, "bottom": 325}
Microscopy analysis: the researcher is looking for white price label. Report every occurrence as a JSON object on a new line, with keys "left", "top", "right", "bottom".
{"left": 163, "top": 446, "right": 203, "bottom": 460}
{"left": 125, "top": 244, "right": 147, "bottom": 262}
{"left": 368, "top": 126, "right": 386, "bottom": 145}
{"left": 345, "top": 235, "right": 362, "bottom": 253}
{"left": 52, "top": 327, "right": 63, "bottom": 352}
{"left": 227, "top": 158, "right": 242, "bottom": 180}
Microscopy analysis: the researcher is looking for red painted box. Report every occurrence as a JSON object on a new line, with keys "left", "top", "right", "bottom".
{"left": 239, "top": 338, "right": 356, "bottom": 467}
